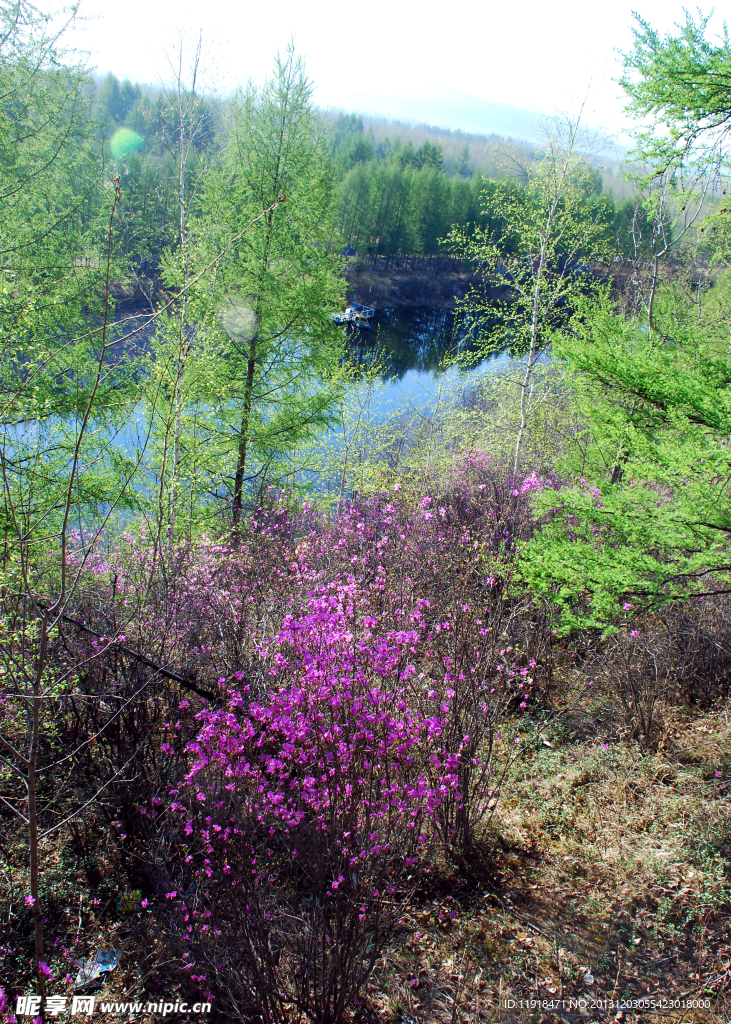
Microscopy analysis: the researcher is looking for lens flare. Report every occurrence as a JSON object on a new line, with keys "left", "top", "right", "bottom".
{"left": 221, "top": 296, "right": 257, "bottom": 342}
{"left": 110, "top": 128, "right": 144, "bottom": 160}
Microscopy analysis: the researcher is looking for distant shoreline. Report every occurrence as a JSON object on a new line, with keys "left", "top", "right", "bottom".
{"left": 111, "top": 257, "right": 510, "bottom": 318}
{"left": 344, "top": 255, "right": 511, "bottom": 311}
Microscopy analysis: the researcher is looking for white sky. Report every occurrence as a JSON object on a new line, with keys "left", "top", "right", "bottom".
{"left": 68, "top": 0, "right": 726, "bottom": 141}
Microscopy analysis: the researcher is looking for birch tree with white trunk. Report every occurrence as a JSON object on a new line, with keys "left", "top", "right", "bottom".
{"left": 448, "top": 113, "right": 612, "bottom": 472}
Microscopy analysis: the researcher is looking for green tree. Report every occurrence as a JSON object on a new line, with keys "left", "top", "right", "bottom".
{"left": 330, "top": 112, "right": 376, "bottom": 170}
{"left": 336, "top": 162, "right": 373, "bottom": 249}
{"left": 1, "top": 2, "right": 101, "bottom": 316}
{"left": 448, "top": 115, "right": 612, "bottom": 470}
{"left": 455, "top": 142, "right": 472, "bottom": 177}
{"left": 192, "top": 48, "right": 344, "bottom": 520}
{"left": 0, "top": 1, "right": 148, "bottom": 987}
{"left": 140, "top": 34, "right": 223, "bottom": 544}
{"left": 414, "top": 140, "right": 443, "bottom": 170}
{"left": 519, "top": 17, "right": 731, "bottom": 630}
{"left": 0, "top": 0, "right": 130, "bottom": 546}
{"left": 412, "top": 166, "right": 451, "bottom": 253}
{"left": 621, "top": 11, "right": 731, "bottom": 174}
{"left": 521, "top": 283, "right": 731, "bottom": 630}
{"left": 620, "top": 12, "right": 729, "bottom": 272}
{"left": 97, "top": 72, "right": 141, "bottom": 127}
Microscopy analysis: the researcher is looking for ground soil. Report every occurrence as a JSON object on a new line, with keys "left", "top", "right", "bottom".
{"left": 362, "top": 703, "right": 731, "bottom": 1024}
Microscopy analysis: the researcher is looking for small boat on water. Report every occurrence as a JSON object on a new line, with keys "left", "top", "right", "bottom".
{"left": 331, "top": 302, "right": 375, "bottom": 329}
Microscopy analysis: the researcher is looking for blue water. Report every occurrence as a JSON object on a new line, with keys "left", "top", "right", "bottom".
{"left": 343, "top": 306, "right": 508, "bottom": 418}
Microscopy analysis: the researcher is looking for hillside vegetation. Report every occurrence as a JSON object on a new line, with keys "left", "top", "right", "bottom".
{"left": 87, "top": 72, "right": 641, "bottom": 276}
{"left": 0, "top": 4, "right": 730, "bottom": 1024}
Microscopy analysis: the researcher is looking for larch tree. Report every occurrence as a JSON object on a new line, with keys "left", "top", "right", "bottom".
{"left": 520, "top": 15, "right": 731, "bottom": 630}
{"left": 194, "top": 47, "right": 344, "bottom": 520}
{"left": 0, "top": 0, "right": 138, "bottom": 985}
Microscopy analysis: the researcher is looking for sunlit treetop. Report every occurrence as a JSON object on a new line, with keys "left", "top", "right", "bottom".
{"left": 621, "top": 10, "right": 731, "bottom": 172}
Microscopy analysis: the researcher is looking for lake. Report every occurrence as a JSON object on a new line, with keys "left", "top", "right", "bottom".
{"left": 344, "top": 305, "right": 512, "bottom": 419}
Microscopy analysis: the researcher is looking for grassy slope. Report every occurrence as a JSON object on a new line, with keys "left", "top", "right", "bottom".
{"left": 365, "top": 701, "right": 731, "bottom": 1023}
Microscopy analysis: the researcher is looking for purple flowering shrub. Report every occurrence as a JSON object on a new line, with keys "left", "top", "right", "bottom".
{"left": 0, "top": 452, "right": 551, "bottom": 1017}
{"left": 65, "top": 453, "right": 550, "bottom": 856}
{"left": 170, "top": 581, "right": 455, "bottom": 1023}
{"left": 65, "top": 450, "right": 546, "bottom": 700}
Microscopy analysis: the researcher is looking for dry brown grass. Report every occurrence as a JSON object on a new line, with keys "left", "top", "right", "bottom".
{"left": 360, "top": 699, "right": 731, "bottom": 1024}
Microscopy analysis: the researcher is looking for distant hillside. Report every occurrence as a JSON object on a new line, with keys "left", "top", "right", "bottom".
{"left": 357, "top": 116, "right": 541, "bottom": 181}
{"left": 93, "top": 71, "right": 632, "bottom": 197}
{"left": 323, "top": 108, "right": 634, "bottom": 199}
{"left": 324, "top": 87, "right": 546, "bottom": 142}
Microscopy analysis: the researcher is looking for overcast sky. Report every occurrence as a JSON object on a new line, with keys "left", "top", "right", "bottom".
{"left": 68, "top": 0, "right": 725, "bottom": 141}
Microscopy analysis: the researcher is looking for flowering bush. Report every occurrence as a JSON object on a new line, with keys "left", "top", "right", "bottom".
{"left": 0, "top": 451, "right": 550, "bottom": 1018}
{"left": 174, "top": 581, "right": 455, "bottom": 1022}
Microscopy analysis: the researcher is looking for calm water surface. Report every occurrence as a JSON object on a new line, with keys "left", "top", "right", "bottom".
{"left": 344, "top": 306, "right": 510, "bottom": 418}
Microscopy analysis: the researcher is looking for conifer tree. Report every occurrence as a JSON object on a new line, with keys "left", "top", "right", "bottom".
{"left": 520, "top": 17, "right": 731, "bottom": 629}
{"left": 192, "top": 48, "right": 344, "bottom": 519}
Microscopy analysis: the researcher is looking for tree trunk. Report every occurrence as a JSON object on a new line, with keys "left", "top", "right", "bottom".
{"left": 28, "top": 611, "right": 48, "bottom": 993}
{"left": 232, "top": 337, "right": 258, "bottom": 523}
{"left": 514, "top": 242, "right": 546, "bottom": 474}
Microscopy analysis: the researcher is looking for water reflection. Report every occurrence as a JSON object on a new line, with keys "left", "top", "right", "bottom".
{"left": 106, "top": 303, "right": 518, "bottom": 437}
{"left": 347, "top": 307, "right": 472, "bottom": 379}
{"left": 344, "top": 306, "right": 507, "bottom": 419}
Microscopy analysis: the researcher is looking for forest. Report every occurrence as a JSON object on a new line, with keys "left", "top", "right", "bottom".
{"left": 64, "top": 67, "right": 641, "bottom": 270}
{"left": 1, "top": 1, "right": 730, "bottom": 1022}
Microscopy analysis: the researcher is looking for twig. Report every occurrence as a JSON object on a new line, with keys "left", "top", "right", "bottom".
{"left": 59, "top": 613, "right": 217, "bottom": 701}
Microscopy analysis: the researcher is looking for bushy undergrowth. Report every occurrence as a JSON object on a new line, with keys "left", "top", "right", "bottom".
{"left": 0, "top": 452, "right": 553, "bottom": 1018}
{"left": 1, "top": 450, "right": 729, "bottom": 1021}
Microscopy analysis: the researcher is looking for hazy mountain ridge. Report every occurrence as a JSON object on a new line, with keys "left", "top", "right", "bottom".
{"left": 322, "top": 86, "right": 547, "bottom": 141}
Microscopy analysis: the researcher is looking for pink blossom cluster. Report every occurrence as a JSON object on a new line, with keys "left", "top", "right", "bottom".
{"left": 179, "top": 578, "right": 458, "bottom": 881}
